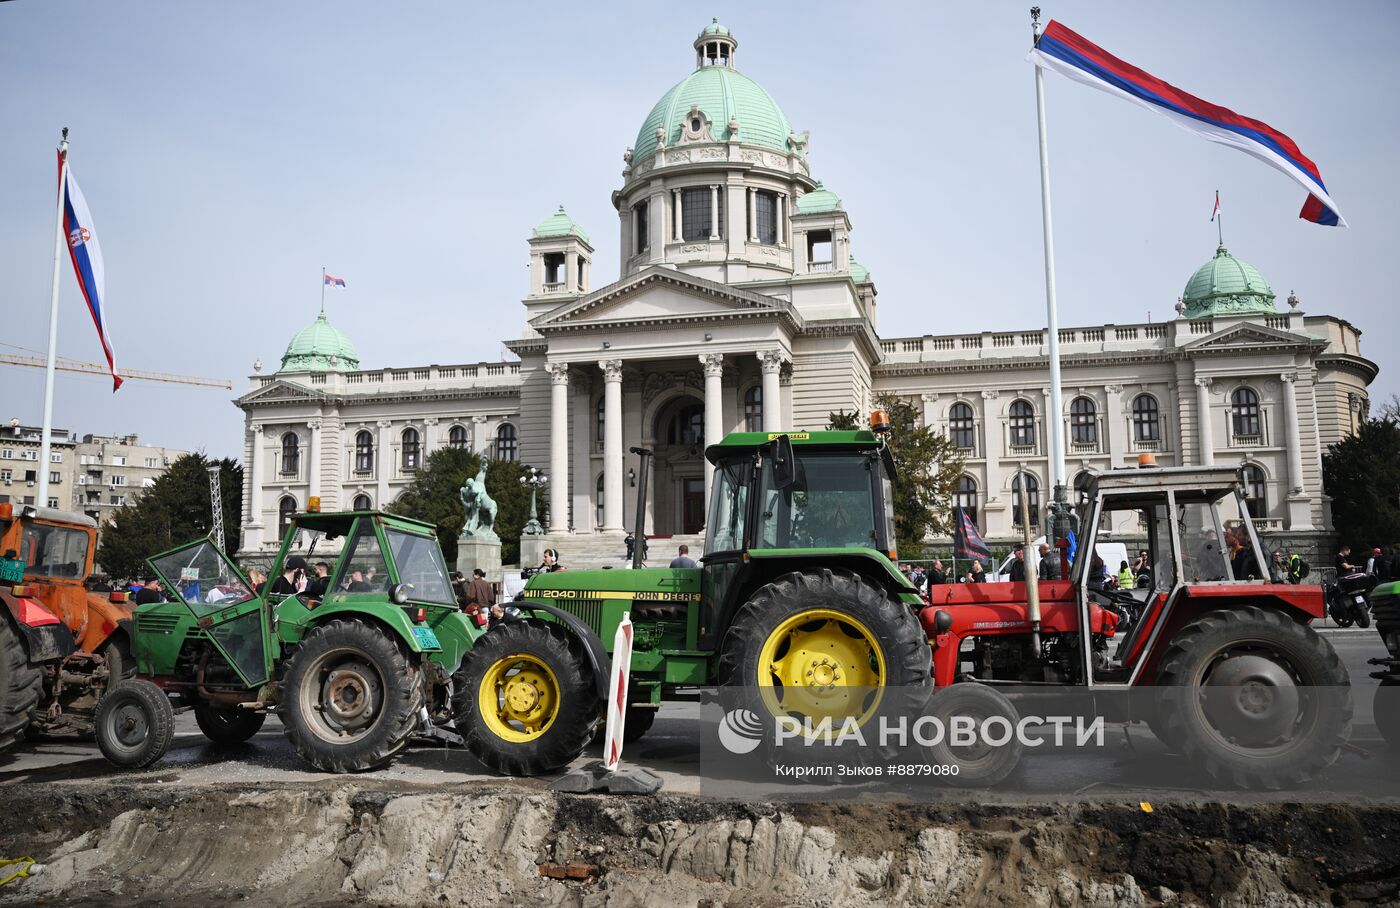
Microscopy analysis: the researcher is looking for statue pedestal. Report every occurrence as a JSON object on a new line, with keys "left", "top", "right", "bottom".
{"left": 519, "top": 534, "right": 546, "bottom": 571}
{"left": 457, "top": 536, "right": 503, "bottom": 586}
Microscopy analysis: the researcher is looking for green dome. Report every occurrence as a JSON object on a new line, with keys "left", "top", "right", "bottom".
{"left": 849, "top": 257, "right": 870, "bottom": 284}
{"left": 533, "top": 205, "right": 589, "bottom": 243}
{"left": 633, "top": 65, "right": 792, "bottom": 162}
{"left": 700, "top": 17, "right": 729, "bottom": 36}
{"left": 795, "top": 181, "right": 841, "bottom": 214}
{"left": 279, "top": 312, "right": 360, "bottom": 373}
{"left": 1181, "top": 244, "right": 1277, "bottom": 319}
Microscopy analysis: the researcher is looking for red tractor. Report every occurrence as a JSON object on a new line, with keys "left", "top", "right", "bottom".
{"left": 920, "top": 465, "right": 1349, "bottom": 789}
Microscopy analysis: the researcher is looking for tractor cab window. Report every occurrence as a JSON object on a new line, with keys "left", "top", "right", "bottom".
{"left": 1178, "top": 501, "right": 1231, "bottom": 582}
{"left": 757, "top": 452, "right": 878, "bottom": 551}
{"left": 1088, "top": 497, "right": 1177, "bottom": 596}
{"left": 333, "top": 521, "right": 391, "bottom": 595}
{"left": 385, "top": 529, "right": 454, "bottom": 604}
{"left": 149, "top": 539, "right": 254, "bottom": 611}
{"left": 707, "top": 459, "right": 749, "bottom": 553}
{"left": 19, "top": 523, "right": 89, "bottom": 579}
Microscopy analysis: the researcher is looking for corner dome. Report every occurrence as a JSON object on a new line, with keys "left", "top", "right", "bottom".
{"left": 279, "top": 312, "right": 360, "bottom": 373}
{"left": 849, "top": 257, "right": 871, "bottom": 284}
{"left": 632, "top": 23, "right": 792, "bottom": 162}
{"left": 1181, "top": 244, "right": 1277, "bottom": 319}
{"left": 795, "top": 181, "right": 841, "bottom": 214}
{"left": 533, "top": 205, "right": 590, "bottom": 243}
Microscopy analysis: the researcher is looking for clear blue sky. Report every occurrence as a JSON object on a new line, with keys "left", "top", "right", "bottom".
{"left": 2, "top": 1, "right": 1395, "bottom": 458}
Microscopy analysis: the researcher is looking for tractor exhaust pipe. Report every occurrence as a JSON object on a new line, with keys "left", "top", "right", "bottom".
{"left": 630, "top": 447, "right": 653, "bottom": 570}
{"left": 1018, "top": 471, "right": 1042, "bottom": 653}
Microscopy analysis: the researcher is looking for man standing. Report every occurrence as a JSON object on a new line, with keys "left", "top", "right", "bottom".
{"left": 463, "top": 568, "right": 495, "bottom": 611}
{"left": 670, "top": 544, "right": 697, "bottom": 569}
{"left": 271, "top": 556, "right": 309, "bottom": 596}
{"left": 1008, "top": 544, "right": 1027, "bottom": 583}
{"left": 306, "top": 561, "right": 331, "bottom": 598}
{"left": 1037, "top": 543, "right": 1060, "bottom": 580}
{"left": 133, "top": 577, "right": 165, "bottom": 605}
{"left": 928, "top": 560, "right": 947, "bottom": 586}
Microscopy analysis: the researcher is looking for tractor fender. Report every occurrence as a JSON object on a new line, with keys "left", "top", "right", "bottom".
{"left": 78, "top": 592, "right": 132, "bottom": 653}
{"left": 297, "top": 602, "right": 438, "bottom": 654}
{"left": 719, "top": 550, "right": 922, "bottom": 635}
{"left": 517, "top": 603, "right": 610, "bottom": 701}
{"left": 0, "top": 586, "right": 76, "bottom": 665}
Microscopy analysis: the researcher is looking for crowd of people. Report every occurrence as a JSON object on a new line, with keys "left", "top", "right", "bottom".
{"left": 1337, "top": 543, "right": 1400, "bottom": 582}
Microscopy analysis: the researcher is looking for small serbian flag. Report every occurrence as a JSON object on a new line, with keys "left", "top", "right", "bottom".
{"left": 1029, "top": 20, "right": 1346, "bottom": 227}
{"left": 60, "top": 153, "right": 121, "bottom": 391}
{"left": 324, "top": 274, "right": 347, "bottom": 288}
{"left": 1211, "top": 191, "right": 1221, "bottom": 222}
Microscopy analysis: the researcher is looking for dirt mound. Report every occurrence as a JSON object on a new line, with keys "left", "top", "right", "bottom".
{"left": 1, "top": 783, "right": 1397, "bottom": 906}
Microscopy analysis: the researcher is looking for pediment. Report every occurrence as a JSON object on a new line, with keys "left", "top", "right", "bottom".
{"left": 1184, "top": 322, "right": 1310, "bottom": 352}
{"left": 532, "top": 268, "right": 790, "bottom": 331}
{"left": 236, "top": 379, "right": 328, "bottom": 406}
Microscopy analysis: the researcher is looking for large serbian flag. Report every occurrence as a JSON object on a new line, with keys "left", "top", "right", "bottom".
{"left": 59, "top": 152, "right": 121, "bottom": 391}
{"left": 1028, "top": 20, "right": 1346, "bottom": 227}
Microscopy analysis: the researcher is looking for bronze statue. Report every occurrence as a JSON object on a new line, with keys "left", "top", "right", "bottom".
{"left": 458, "top": 463, "right": 499, "bottom": 540}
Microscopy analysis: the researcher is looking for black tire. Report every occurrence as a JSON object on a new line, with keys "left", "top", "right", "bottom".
{"left": 452, "top": 620, "right": 598, "bottom": 776}
{"left": 280, "top": 618, "right": 423, "bottom": 773}
{"left": 95, "top": 679, "right": 174, "bottom": 769}
{"left": 1156, "top": 607, "right": 1351, "bottom": 789}
{"left": 195, "top": 702, "right": 266, "bottom": 745}
{"left": 717, "top": 568, "right": 931, "bottom": 762}
{"left": 924, "top": 683, "right": 1024, "bottom": 788}
{"left": 622, "top": 704, "right": 657, "bottom": 743}
{"left": 1355, "top": 604, "right": 1372, "bottom": 629}
{"left": 1375, "top": 680, "right": 1400, "bottom": 747}
{"left": 0, "top": 619, "right": 44, "bottom": 753}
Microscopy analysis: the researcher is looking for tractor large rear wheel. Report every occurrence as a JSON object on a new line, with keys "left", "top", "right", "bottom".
{"left": 717, "top": 569, "right": 931, "bottom": 760}
{"left": 0, "top": 619, "right": 43, "bottom": 753}
{"left": 280, "top": 619, "right": 423, "bottom": 773}
{"left": 1156, "top": 607, "right": 1350, "bottom": 789}
{"left": 452, "top": 620, "right": 598, "bottom": 776}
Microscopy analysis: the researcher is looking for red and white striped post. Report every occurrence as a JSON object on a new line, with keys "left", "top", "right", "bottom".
{"left": 603, "top": 612, "right": 634, "bottom": 771}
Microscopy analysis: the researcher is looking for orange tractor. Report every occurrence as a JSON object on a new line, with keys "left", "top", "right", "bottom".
{"left": 0, "top": 502, "right": 133, "bottom": 752}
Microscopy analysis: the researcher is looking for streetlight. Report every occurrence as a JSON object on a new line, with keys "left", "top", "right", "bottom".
{"left": 520, "top": 467, "right": 547, "bottom": 536}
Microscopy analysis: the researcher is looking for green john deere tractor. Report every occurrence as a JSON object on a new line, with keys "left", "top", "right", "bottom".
{"left": 454, "top": 426, "right": 933, "bottom": 775}
{"left": 96, "top": 509, "right": 485, "bottom": 772}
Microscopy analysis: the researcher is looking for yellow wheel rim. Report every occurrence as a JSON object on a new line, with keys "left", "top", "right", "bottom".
{"left": 477, "top": 653, "right": 561, "bottom": 744}
{"left": 756, "top": 609, "right": 887, "bottom": 733}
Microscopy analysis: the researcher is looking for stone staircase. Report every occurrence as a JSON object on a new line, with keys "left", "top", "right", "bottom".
{"left": 530, "top": 532, "right": 706, "bottom": 569}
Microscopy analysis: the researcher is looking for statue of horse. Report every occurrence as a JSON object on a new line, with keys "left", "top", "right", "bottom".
{"left": 458, "top": 463, "right": 498, "bottom": 540}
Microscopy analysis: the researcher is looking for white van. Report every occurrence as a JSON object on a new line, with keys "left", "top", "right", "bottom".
{"left": 986, "top": 536, "right": 1128, "bottom": 583}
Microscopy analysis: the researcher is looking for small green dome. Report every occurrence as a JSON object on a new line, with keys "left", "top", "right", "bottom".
{"left": 849, "top": 257, "right": 870, "bottom": 284}
{"left": 700, "top": 17, "right": 729, "bottom": 36}
{"left": 279, "top": 312, "right": 360, "bottom": 373}
{"left": 533, "top": 205, "right": 589, "bottom": 243}
{"left": 1181, "top": 244, "right": 1277, "bottom": 318}
{"left": 633, "top": 65, "right": 792, "bottom": 162}
{"left": 795, "top": 181, "right": 841, "bottom": 215}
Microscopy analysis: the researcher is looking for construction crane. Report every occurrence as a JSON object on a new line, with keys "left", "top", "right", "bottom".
{"left": 0, "top": 350, "right": 232, "bottom": 390}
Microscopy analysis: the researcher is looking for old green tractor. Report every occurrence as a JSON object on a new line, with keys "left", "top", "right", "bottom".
{"left": 453, "top": 426, "right": 933, "bottom": 775}
{"left": 96, "top": 509, "right": 485, "bottom": 772}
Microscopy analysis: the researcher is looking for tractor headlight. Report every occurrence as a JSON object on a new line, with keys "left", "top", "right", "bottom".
{"left": 389, "top": 583, "right": 413, "bottom": 605}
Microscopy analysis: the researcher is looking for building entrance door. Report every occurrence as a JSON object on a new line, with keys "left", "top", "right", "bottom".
{"left": 681, "top": 478, "right": 706, "bottom": 534}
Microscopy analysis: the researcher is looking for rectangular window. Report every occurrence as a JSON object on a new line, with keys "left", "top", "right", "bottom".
{"left": 47, "top": 498, "right": 58, "bottom": 509}
{"left": 111, "top": 475, "right": 127, "bottom": 487}
{"left": 49, "top": 471, "right": 61, "bottom": 484}
{"left": 112, "top": 455, "right": 127, "bottom": 466}
{"left": 0, "top": 450, "right": 11, "bottom": 460}
{"left": 754, "top": 191, "right": 778, "bottom": 245}
{"left": 681, "top": 187, "right": 720, "bottom": 241}
{"left": 22, "top": 451, "right": 37, "bottom": 461}
{"left": 634, "top": 201, "right": 649, "bottom": 254}
{"left": 145, "top": 457, "right": 158, "bottom": 468}
{"left": 0, "top": 470, "right": 9, "bottom": 482}
{"left": 51, "top": 452, "right": 62, "bottom": 463}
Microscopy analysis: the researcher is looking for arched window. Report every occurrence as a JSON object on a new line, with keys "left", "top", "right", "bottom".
{"left": 667, "top": 404, "right": 705, "bottom": 446}
{"left": 596, "top": 474, "right": 605, "bottom": 528}
{"left": 954, "top": 475, "right": 978, "bottom": 527}
{"left": 948, "top": 402, "right": 975, "bottom": 450}
{"left": 352, "top": 493, "right": 372, "bottom": 511}
{"left": 1011, "top": 472, "right": 1040, "bottom": 527}
{"left": 280, "top": 432, "right": 300, "bottom": 475}
{"left": 1008, "top": 399, "right": 1035, "bottom": 448}
{"left": 1070, "top": 396, "right": 1098, "bottom": 446}
{"left": 1231, "top": 387, "right": 1261, "bottom": 438}
{"left": 401, "top": 427, "right": 421, "bottom": 471}
{"left": 278, "top": 496, "right": 296, "bottom": 537}
{"left": 744, "top": 386, "right": 763, "bottom": 433}
{"left": 448, "top": 425, "right": 468, "bottom": 449}
{"left": 494, "top": 424, "right": 518, "bottom": 462}
{"left": 1132, "top": 394, "right": 1160, "bottom": 442}
{"left": 354, "top": 430, "right": 374, "bottom": 473}
{"left": 1242, "top": 464, "right": 1267, "bottom": 516}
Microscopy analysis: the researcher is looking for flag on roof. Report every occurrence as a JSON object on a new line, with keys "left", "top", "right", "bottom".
{"left": 951, "top": 507, "right": 990, "bottom": 565}
{"left": 60, "top": 152, "right": 121, "bottom": 391}
{"left": 324, "top": 274, "right": 347, "bottom": 288}
{"left": 1211, "top": 191, "right": 1221, "bottom": 222}
{"left": 1028, "top": 20, "right": 1346, "bottom": 227}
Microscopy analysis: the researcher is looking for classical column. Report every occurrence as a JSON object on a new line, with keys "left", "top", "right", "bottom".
{"left": 920, "top": 393, "right": 939, "bottom": 433}
{"left": 1194, "top": 377, "right": 1215, "bottom": 466}
{"left": 980, "top": 390, "right": 1001, "bottom": 507}
{"left": 375, "top": 419, "right": 392, "bottom": 506}
{"left": 709, "top": 184, "right": 720, "bottom": 239}
{"left": 422, "top": 417, "right": 438, "bottom": 459}
{"left": 307, "top": 420, "right": 322, "bottom": 505}
{"left": 701, "top": 353, "right": 725, "bottom": 508}
{"left": 245, "top": 425, "right": 265, "bottom": 547}
{"left": 600, "top": 359, "right": 624, "bottom": 531}
{"left": 673, "top": 190, "right": 683, "bottom": 240}
{"left": 547, "top": 362, "right": 571, "bottom": 532}
{"left": 564, "top": 250, "right": 578, "bottom": 293}
{"left": 747, "top": 188, "right": 757, "bottom": 241}
{"left": 760, "top": 350, "right": 785, "bottom": 432}
{"left": 778, "top": 195, "right": 788, "bottom": 246}
{"left": 1103, "top": 384, "right": 1125, "bottom": 466}
{"left": 1281, "top": 371, "right": 1314, "bottom": 529}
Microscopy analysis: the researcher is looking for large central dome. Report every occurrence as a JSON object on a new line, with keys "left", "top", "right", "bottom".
{"left": 632, "top": 21, "right": 792, "bottom": 161}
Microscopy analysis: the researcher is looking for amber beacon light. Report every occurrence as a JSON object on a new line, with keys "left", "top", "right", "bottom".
{"left": 870, "top": 408, "right": 891, "bottom": 435}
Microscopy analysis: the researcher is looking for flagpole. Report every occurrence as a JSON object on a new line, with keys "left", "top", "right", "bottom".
{"left": 1215, "top": 190, "right": 1223, "bottom": 246}
{"left": 38, "top": 128, "right": 70, "bottom": 511}
{"left": 1031, "top": 9, "right": 1071, "bottom": 546}
{"left": 320, "top": 266, "right": 326, "bottom": 314}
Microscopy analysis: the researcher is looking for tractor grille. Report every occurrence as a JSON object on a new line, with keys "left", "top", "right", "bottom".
{"left": 1372, "top": 590, "right": 1400, "bottom": 633}
{"left": 552, "top": 599, "right": 604, "bottom": 630}
{"left": 135, "top": 613, "right": 182, "bottom": 635}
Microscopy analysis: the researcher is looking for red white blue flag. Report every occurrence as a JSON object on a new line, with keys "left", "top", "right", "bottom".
{"left": 1029, "top": 20, "right": 1346, "bottom": 227}
{"left": 1211, "top": 191, "right": 1221, "bottom": 222}
{"left": 60, "top": 152, "right": 121, "bottom": 391}
{"left": 324, "top": 273, "right": 347, "bottom": 288}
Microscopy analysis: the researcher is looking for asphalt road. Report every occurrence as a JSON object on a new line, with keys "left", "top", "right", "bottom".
{"left": 0, "top": 627, "right": 1392, "bottom": 803}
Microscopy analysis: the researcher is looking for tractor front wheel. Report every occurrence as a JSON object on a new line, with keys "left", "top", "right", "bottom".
{"left": 452, "top": 620, "right": 598, "bottom": 776}
{"left": 195, "top": 702, "right": 266, "bottom": 745}
{"left": 0, "top": 619, "right": 43, "bottom": 753}
{"left": 1156, "top": 607, "right": 1351, "bottom": 789}
{"left": 95, "top": 679, "right": 174, "bottom": 769}
{"left": 280, "top": 619, "right": 423, "bottom": 773}
{"left": 924, "top": 683, "right": 1024, "bottom": 788}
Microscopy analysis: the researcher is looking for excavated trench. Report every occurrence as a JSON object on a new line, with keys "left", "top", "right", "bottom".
{"left": 2, "top": 782, "right": 1399, "bottom": 907}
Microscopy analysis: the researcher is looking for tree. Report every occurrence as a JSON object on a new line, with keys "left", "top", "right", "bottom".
{"left": 388, "top": 447, "right": 547, "bottom": 566}
{"left": 828, "top": 395, "right": 965, "bottom": 558}
{"left": 1323, "top": 416, "right": 1400, "bottom": 551}
{"left": 97, "top": 454, "right": 243, "bottom": 581}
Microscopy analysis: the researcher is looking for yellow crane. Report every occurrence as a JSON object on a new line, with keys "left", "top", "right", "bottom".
{"left": 0, "top": 351, "right": 232, "bottom": 390}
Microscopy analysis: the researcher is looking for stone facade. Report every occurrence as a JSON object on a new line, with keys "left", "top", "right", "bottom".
{"left": 0, "top": 422, "right": 78, "bottom": 510}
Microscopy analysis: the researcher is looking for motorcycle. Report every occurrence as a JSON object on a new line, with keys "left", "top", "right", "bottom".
{"left": 1325, "top": 571, "right": 1376, "bottom": 628}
